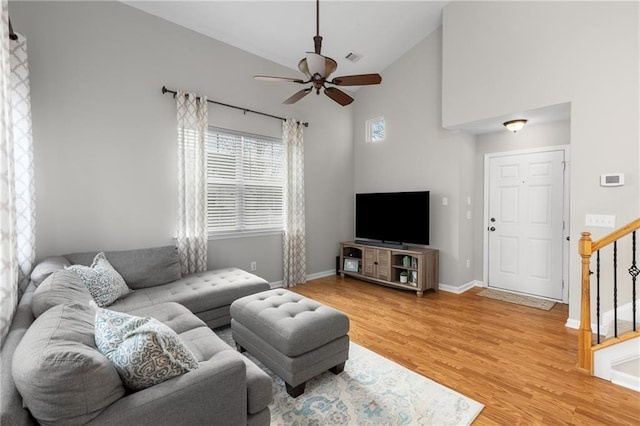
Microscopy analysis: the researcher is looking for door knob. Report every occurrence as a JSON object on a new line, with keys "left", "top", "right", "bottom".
{"left": 490, "top": 217, "right": 496, "bottom": 222}
{"left": 489, "top": 227, "right": 496, "bottom": 232}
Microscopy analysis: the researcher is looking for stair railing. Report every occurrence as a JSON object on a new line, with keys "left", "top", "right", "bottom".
{"left": 578, "top": 218, "right": 640, "bottom": 373}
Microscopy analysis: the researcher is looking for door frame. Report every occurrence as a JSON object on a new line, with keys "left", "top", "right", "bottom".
{"left": 482, "top": 145, "right": 570, "bottom": 303}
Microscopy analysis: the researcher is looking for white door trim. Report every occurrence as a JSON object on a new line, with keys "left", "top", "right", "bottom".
{"left": 482, "top": 145, "right": 570, "bottom": 303}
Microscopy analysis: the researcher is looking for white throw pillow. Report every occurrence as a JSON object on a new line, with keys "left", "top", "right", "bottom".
{"left": 67, "top": 252, "right": 131, "bottom": 307}
{"left": 93, "top": 305, "right": 199, "bottom": 390}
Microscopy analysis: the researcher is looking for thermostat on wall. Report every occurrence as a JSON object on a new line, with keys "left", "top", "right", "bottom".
{"left": 600, "top": 173, "right": 624, "bottom": 187}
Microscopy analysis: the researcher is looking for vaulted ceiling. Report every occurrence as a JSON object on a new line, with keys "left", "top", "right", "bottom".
{"left": 124, "top": 1, "right": 448, "bottom": 77}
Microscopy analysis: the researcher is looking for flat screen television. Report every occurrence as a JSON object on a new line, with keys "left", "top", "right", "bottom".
{"left": 355, "top": 191, "right": 430, "bottom": 246}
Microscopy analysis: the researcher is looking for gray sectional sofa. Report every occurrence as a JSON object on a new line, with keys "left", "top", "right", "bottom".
{"left": 0, "top": 245, "right": 273, "bottom": 426}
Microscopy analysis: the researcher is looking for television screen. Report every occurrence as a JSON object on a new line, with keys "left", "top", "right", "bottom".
{"left": 355, "top": 191, "right": 430, "bottom": 246}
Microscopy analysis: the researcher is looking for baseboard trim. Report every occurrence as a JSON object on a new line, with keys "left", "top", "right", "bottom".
{"left": 565, "top": 318, "right": 580, "bottom": 329}
{"left": 565, "top": 318, "right": 602, "bottom": 333}
{"left": 307, "top": 269, "right": 336, "bottom": 281}
{"left": 270, "top": 280, "right": 283, "bottom": 289}
{"left": 439, "top": 280, "right": 483, "bottom": 294}
{"left": 270, "top": 269, "right": 336, "bottom": 289}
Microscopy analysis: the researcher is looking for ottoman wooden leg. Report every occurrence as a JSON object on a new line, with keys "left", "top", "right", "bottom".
{"left": 329, "top": 362, "right": 345, "bottom": 375}
{"left": 285, "top": 382, "right": 306, "bottom": 398}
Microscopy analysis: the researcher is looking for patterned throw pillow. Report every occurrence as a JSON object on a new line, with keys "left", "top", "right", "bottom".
{"left": 93, "top": 305, "right": 199, "bottom": 390}
{"left": 67, "top": 252, "right": 131, "bottom": 307}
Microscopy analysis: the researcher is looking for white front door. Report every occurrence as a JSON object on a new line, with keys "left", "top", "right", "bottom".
{"left": 487, "top": 149, "right": 565, "bottom": 300}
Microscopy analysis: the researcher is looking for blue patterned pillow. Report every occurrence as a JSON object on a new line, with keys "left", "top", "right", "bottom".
{"left": 67, "top": 252, "right": 131, "bottom": 307}
{"left": 93, "top": 305, "right": 199, "bottom": 390}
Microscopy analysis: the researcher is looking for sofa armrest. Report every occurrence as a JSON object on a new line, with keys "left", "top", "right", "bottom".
{"left": 30, "top": 256, "right": 70, "bottom": 286}
{"left": 88, "top": 351, "right": 248, "bottom": 426}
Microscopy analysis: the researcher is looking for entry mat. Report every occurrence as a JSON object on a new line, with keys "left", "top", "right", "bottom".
{"left": 477, "top": 288, "right": 556, "bottom": 311}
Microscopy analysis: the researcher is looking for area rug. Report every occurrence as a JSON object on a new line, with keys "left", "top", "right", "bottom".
{"left": 477, "top": 288, "right": 556, "bottom": 311}
{"left": 215, "top": 327, "right": 484, "bottom": 425}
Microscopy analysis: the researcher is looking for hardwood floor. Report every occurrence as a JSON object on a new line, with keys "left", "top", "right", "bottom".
{"left": 290, "top": 275, "right": 640, "bottom": 425}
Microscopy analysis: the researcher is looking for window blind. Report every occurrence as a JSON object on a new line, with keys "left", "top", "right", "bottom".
{"left": 206, "top": 127, "right": 284, "bottom": 236}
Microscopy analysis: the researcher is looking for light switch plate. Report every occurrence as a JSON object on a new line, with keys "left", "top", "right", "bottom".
{"left": 585, "top": 214, "right": 616, "bottom": 228}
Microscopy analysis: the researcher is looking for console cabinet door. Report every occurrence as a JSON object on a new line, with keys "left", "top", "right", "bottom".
{"left": 362, "top": 248, "right": 391, "bottom": 280}
{"left": 376, "top": 250, "right": 391, "bottom": 281}
{"left": 362, "top": 248, "right": 376, "bottom": 277}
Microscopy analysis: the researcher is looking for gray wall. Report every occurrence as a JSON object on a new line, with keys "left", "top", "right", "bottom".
{"left": 13, "top": 0, "right": 638, "bottom": 319}
{"left": 353, "top": 28, "right": 476, "bottom": 288}
{"left": 442, "top": 1, "right": 640, "bottom": 321}
{"left": 10, "top": 1, "right": 354, "bottom": 283}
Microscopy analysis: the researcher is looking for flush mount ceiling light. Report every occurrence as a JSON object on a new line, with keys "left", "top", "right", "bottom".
{"left": 503, "top": 119, "right": 528, "bottom": 132}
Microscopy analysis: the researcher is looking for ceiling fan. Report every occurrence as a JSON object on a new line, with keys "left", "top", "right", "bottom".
{"left": 253, "top": 0, "right": 382, "bottom": 106}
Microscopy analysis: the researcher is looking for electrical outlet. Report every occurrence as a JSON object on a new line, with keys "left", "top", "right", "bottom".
{"left": 585, "top": 214, "right": 616, "bottom": 228}
{"left": 466, "top": 259, "right": 470, "bottom": 268}
{"left": 250, "top": 261, "right": 257, "bottom": 271}
{"left": 442, "top": 197, "right": 448, "bottom": 206}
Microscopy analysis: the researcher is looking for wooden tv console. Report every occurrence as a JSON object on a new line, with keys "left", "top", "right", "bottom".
{"left": 339, "top": 241, "right": 439, "bottom": 297}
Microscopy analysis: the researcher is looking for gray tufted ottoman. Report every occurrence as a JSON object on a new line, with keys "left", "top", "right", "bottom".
{"left": 230, "top": 289, "right": 350, "bottom": 397}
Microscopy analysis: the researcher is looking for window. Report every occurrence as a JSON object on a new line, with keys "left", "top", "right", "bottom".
{"left": 366, "top": 117, "right": 385, "bottom": 142}
{"left": 206, "top": 127, "right": 284, "bottom": 236}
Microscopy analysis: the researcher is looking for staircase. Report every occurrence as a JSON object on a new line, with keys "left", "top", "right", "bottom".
{"left": 579, "top": 218, "right": 640, "bottom": 392}
{"left": 612, "top": 355, "right": 640, "bottom": 391}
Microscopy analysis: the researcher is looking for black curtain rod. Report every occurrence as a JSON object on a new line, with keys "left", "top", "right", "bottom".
{"left": 161, "top": 86, "right": 309, "bottom": 128}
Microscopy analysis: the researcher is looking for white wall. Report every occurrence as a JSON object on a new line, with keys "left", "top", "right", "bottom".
{"left": 10, "top": 1, "right": 354, "bottom": 283}
{"left": 353, "top": 28, "right": 476, "bottom": 288}
{"left": 442, "top": 1, "right": 639, "bottom": 321}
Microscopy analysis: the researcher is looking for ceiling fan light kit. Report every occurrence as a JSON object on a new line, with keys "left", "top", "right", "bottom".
{"left": 254, "top": 0, "right": 382, "bottom": 106}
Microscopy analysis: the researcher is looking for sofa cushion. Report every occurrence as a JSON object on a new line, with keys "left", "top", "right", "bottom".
{"left": 30, "top": 256, "right": 70, "bottom": 286}
{"left": 174, "top": 326, "right": 273, "bottom": 415}
{"left": 65, "top": 245, "right": 182, "bottom": 289}
{"left": 67, "top": 252, "right": 131, "bottom": 307}
{"left": 31, "top": 269, "right": 92, "bottom": 318}
{"left": 12, "top": 303, "right": 125, "bottom": 426}
{"left": 1, "top": 283, "right": 36, "bottom": 426}
{"left": 109, "top": 267, "right": 271, "bottom": 315}
{"left": 94, "top": 307, "right": 199, "bottom": 390}
{"left": 127, "top": 302, "right": 208, "bottom": 334}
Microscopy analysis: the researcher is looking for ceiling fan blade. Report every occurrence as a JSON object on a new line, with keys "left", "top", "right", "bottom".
{"left": 283, "top": 88, "right": 312, "bottom": 105}
{"left": 254, "top": 75, "right": 305, "bottom": 84}
{"left": 324, "top": 87, "right": 354, "bottom": 106}
{"left": 330, "top": 74, "right": 382, "bottom": 86}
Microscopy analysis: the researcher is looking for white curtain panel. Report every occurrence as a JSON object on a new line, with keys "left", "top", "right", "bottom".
{"left": 11, "top": 31, "right": 35, "bottom": 294}
{"left": 176, "top": 92, "right": 208, "bottom": 275}
{"left": 282, "top": 118, "right": 306, "bottom": 288}
{"left": 1, "top": 0, "right": 35, "bottom": 344}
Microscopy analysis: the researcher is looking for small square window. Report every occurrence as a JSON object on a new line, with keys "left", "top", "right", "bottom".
{"left": 366, "top": 117, "right": 385, "bottom": 143}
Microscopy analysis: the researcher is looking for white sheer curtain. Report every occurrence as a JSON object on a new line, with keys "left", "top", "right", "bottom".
{"left": 282, "top": 118, "right": 306, "bottom": 288}
{"left": 1, "top": 2, "right": 36, "bottom": 345}
{"left": 176, "top": 91, "right": 208, "bottom": 275}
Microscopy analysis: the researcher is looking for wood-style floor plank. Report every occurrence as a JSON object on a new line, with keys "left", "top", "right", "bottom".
{"left": 290, "top": 275, "right": 640, "bottom": 425}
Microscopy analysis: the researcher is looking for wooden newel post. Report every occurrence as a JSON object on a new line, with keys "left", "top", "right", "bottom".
{"left": 578, "top": 232, "right": 593, "bottom": 373}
